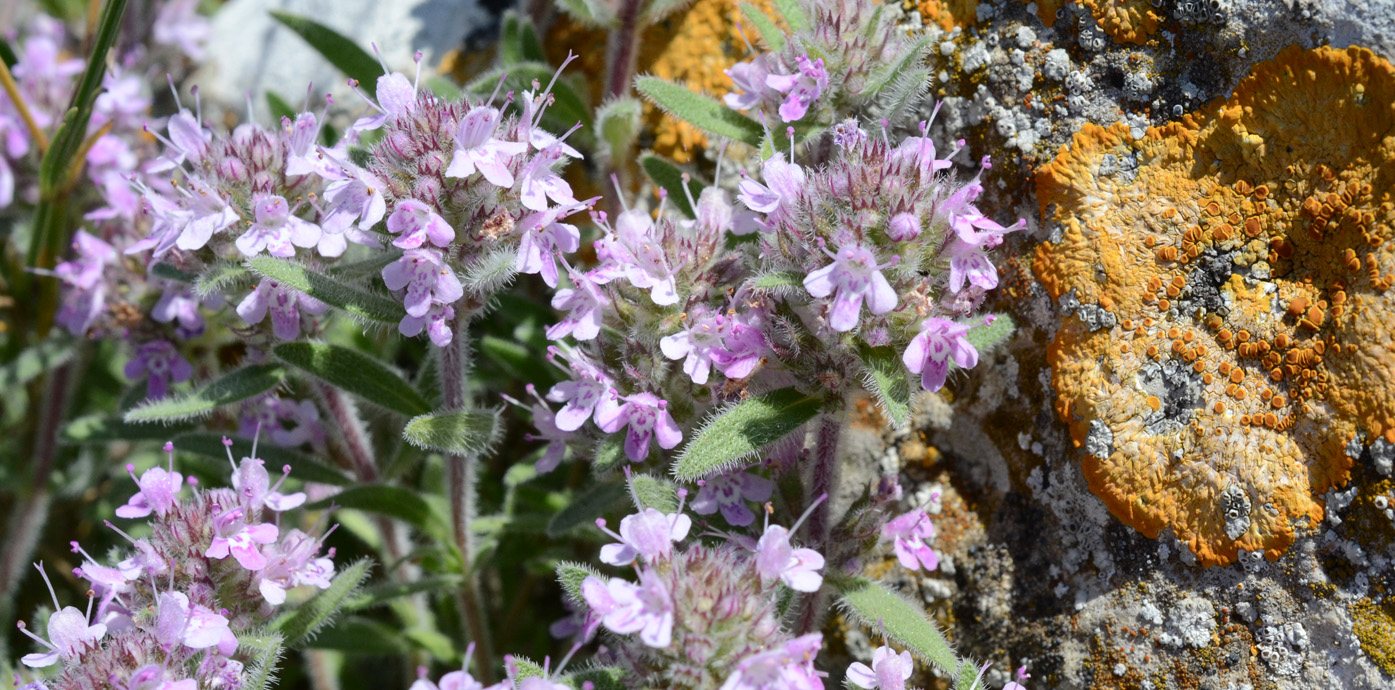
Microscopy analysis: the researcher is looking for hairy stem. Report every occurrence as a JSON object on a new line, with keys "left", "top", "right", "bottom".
{"left": 438, "top": 308, "right": 494, "bottom": 684}
{"left": 604, "top": 0, "right": 643, "bottom": 101}
{"left": 794, "top": 412, "right": 842, "bottom": 635}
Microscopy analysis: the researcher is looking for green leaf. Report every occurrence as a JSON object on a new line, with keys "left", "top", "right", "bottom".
{"left": 124, "top": 363, "right": 286, "bottom": 424}
{"left": 512, "top": 657, "right": 546, "bottom": 681}
{"left": 554, "top": 0, "right": 613, "bottom": 28}
{"left": 343, "top": 575, "right": 464, "bottom": 612}
{"left": 273, "top": 342, "right": 430, "bottom": 416}
{"left": 747, "top": 270, "right": 805, "bottom": 293}
{"left": 172, "top": 432, "right": 351, "bottom": 487}
{"left": 965, "top": 313, "right": 1015, "bottom": 359}
{"left": 269, "top": 11, "right": 381, "bottom": 98}
{"left": 466, "top": 62, "right": 591, "bottom": 129}
{"left": 194, "top": 261, "right": 251, "bottom": 298}
{"left": 858, "top": 345, "right": 910, "bottom": 427}
{"left": 546, "top": 481, "right": 626, "bottom": 537}
{"left": 305, "top": 617, "right": 409, "bottom": 655}
{"left": 265, "top": 91, "right": 297, "bottom": 122}
{"left": 0, "top": 37, "right": 17, "bottom": 68}
{"left": 635, "top": 76, "right": 764, "bottom": 148}
{"left": 245, "top": 256, "right": 404, "bottom": 324}
{"left": 591, "top": 434, "right": 628, "bottom": 475}
{"left": 239, "top": 632, "right": 285, "bottom": 690}
{"left": 273, "top": 558, "right": 372, "bottom": 647}
{"left": 769, "top": 0, "right": 808, "bottom": 31}
{"left": 640, "top": 154, "right": 704, "bottom": 219}
{"left": 307, "top": 485, "right": 444, "bottom": 535}
{"left": 870, "top": 66, "right": 930, "bottom": 124}
{"left": 672, "top": 388, "right": 825, "bottom": 480}
{"left": 498, "top": 11, "right": 545, "bottom": 65}
{"left": 459, "top": 246, "right": 518, "bottom": 295}
{"left": 556, "top": 561, "right": 603, "bottom": 605}
{"left": 566, "top": 666, "right": 627, "bottom": 690}
{"left": 0, "top": 340, "right": 75, "bottom": 389}
{"left": 150, "top": 262, "right": 197, "bottom": 283}
{"left": 738, "top": 2, "right": 785, "bottom": 52}
{"left": 423, "top": 76, "right": 461, "bottom": 100}
{"left": 37, "top": 0, "right": 128, "bottom": 195}
{"left": 837, "top": 578, "right": 982, "bottom": 688}
{"left": 61, "top": 415, "right": 193, "bottom": 444}
{"left": 865, "top": 35, "right": 933, "bottom": 98}
{"left": 402, "top": 410, "right": 500, "bottom": 456}
{"left": 595, "top": 97, "right": 643, "bottom": 166}
{"left": 629, "top": 474, "right": 678, "bottom": 512}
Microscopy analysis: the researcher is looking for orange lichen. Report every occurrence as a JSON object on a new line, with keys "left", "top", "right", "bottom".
{"left": 916, "top": 0, "right": 978, "bottom": 31}
{"left": 1080, "top": 0, "right": 1160, "bottom": 45}
{"left": 1033, "top": 46, "right": 1395, "bottom": 566}
{"left": 1015, "top": 0, "right": 1065, "bottom": 28}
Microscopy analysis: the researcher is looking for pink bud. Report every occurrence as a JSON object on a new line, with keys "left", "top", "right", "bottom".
{"left": 888, "top": 213, "right": 921, "bottom": 242}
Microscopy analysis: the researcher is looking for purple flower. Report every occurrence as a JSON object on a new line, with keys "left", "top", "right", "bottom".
{"left": 691, "top": 471, "right": 773, "bottom": 526}
{"left": 711, "top": 315, "right": 768, "bottom": 380}
{"left": 595, "top": 391, "right": 682, "bottom": 462}
{"left": 152, "top": 0, "right": 210, "bottom": 60}
{"left": 942, "top": 199, "right": 1023, "bottom": 293}
{"left": 886, "top": 213, "right": 921, "bottom": 242}
{"left": 765, "top": 55, "right": 827, "bottom": 122}
{"left": 319, "top": 156, "right": 388, "bottom": 233}
{"left": 349, "top": 71, "right": 419, "bottom": 133}
{"left": 545, "top": 346, "right": 613, "bottom": 430}
{"left": 237, "top": 280, "right": 328, "bottom": 340}
{"left": 54, "top": 231, "right": 116, "bottom": 336}
{"left": 69, "top": 541, "right": 132, "bottom": 616}
{"left": 116, "top": 443, "right": 184, "bottom": 519}
{"left": 596, "top": 508, "right": 691, "bottom": 566}
{"left": 803, "top": 244, "right": 898, "bottom": 332}
{"left": 893, "top": 120, "right": 955, "bottom": 180}
{"left": 882, "top": 509, "right": 938, "bottom": 572}
{"left": 152, "top": 282, "right": 204, "bottom": 336}
{"left": 516, "top": 203, "right": 584, "bottom": 288}
{"left": 256, "top": 528, "right": 336, "bottom": 605}
{"left": 581, "top": 568, "right": 674, "bottom": 648}
{"left": 446, "top": 106, "right": 528, "bottom": 187}
{"left": 230, "top": 452, "right": 308, "bottom": 512}
{"left": 387, "top": 199, "right": 456, "bottom": 249}
{"left": 660, "top": 310, "right": 726, "bottom": 385}
{"left": 399, "top": 303, "right": 457, "bottom": 347}
{"left": 738, "top": 154, "right": 804, "bottom": 220}
{"left": 236, "top": 195, "right": 322, "bottom": 257}
{"left": 17, "top": 564, "right": 106, "bottom": 667}
{"left": 123, "top": 665, "right": 198, "bottom": 690}
{"left": 719, "top": 634, "right": 825, "bottom": 690}
{"left": 901, "top": 317, "right": 980, "bottom": 392}
{"left": 754, "top": 524, "right": 825, "bottom": 592}
{"left": 503, "top": 384, "right": 572, "bottom": 474}
{"left": 153, "top": 591, "right": 232, "bottom": 650}
{"left": 723, "top": 56, "right": 776, "bottom": 111}
{"left": 846, "top": 646, "right": 913, "bottom": 690}
{"left": 545, "top": 270, "right": 609, "bottom": 341}
{"left": 381, "top": 248, "right": 464, "bottom": 318}
{"left": 205, "top": 506, "right": 279, "bottom": 571}
{"left": 174, "top": 180, "right": 240, "bottom": 252}
{"left": 125, "top": 340, "right": 193, "bottom": 400}
{"left": 592, "top": 209, "right": 678, "bottom": 306}
{"left": 518, "top": 143, "right": 577, "bottom": 212}
{"left": 125, "top": 187, "right": 192, "bottom": 257}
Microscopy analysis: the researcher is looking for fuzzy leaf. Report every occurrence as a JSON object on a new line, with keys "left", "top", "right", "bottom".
{"left": 837, "top": 578, "right": 983, "bottom": 688}
{"left": 965, "top": 313, "right": 1015, "bottom": 359}
{"left": 273, "top": 558, "right": 372, "bottom": 647}
{"left": 194, "top": 261, "right": 251, "bottom": 298}
{"left": 865, "top": 35, "right": 933, "bottom": 99}
{"left": 747, "top": 270, "right": 805, "bottom": 293}
{"left": 402, "top": 410, "right": 500, "bottom": 455}
{"left": 124, "top": 364, "right": 285, "bottom": 424}
{"left": 245, "top": 256, "right": 404, "bottom": 324}
{"left": 566, "top": 667, "right": 627, "bottom": 690}
{"left": 150, "top": 262, "right": 196, "bottom": 283}
{"left": 635, "top": 77, "right": 763, "bottom": 147}
{"left": 512, "top": 657, "right": 546, "bottom": 681}
{"left": 499, "top": 11, "right": 547, "bottom": 65}
{"left": 596, "top": 97, "right": 643, "bottom": 166}
{"left": 173, "top": 432, "right": 350, "bottom": 486}
{"left": 556, "top": 561, "right": 604, "bottom": 605}
{"left": 738, "top": 2, "right": 785, "bottom": 52}
{"left": 273, "top": 341, "right": 430, "bottom": 416}
{"left": 554, "top": 0, "right": 613, "bottom": 27}
{"left": 769, "top": 0, "right": 807, "bottom": 31}
{"left": 640, "top": 154, "right": 704, "bottom": 219}
{"left": 591, "top": 434, "right": 629, "bottom": 475}
{"left": 239, "top": 632, "right": 285, "bottom": 690}
{"left": 307, "top": 485, "right": 445, "bottom": 536}
{"left": 343, "top": 575, "right": 464, "bottom": 612}
{"left": 870, "top": 66, "right": 930, "bottom": 124}
{"left": 269, "top": 11, "right": 381, "bottom": 97}
{"left": 305, "top": 618, "right": 409, "bottom": 655}
{"left": 1, "top": 340, "right": 76, "bottom": 389}
{"left": 546, "top": 481, "right": 627, "bottom": 537}
{"left": 459, "top": 246, "right": 518, "bottom": 295}
{"left": 62, "top": 415, "right": 194, "bottom": 444}
{"left": 858, "top": 345, "right": 910, "bottom": 427}
{"left": 629, "top": 474, "right": 678, "bottom": 512}
{"left": 672, "top": 388, "right": 825, "bottom": 480}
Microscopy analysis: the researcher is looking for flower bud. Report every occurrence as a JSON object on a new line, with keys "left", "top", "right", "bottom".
{"left": 888, "top": 212, "right": 922, "bottom": 241}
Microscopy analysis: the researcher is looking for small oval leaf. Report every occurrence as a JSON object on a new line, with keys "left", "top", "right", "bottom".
{"left": 124, "top": 363, "right": 286, "bottom": 424}
{"left": 634, "top": 76, "right": 764, "bottom": 147}
{"left": 402, "top": 410, "right": 500, "bottom": 456}
{"left": 274, "top": 342, "right": 430, "bottom": 416}
{"left": 672, "top": 388, "right": 825, "bottom": 480}
{"left": 245, "top": 256, "right": 404, "bottom": 324}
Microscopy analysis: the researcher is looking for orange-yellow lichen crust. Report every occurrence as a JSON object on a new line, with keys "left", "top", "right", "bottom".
{"left": 1080, "top": 0, "right": 1159, "bottom": 45}
{"left": 1033, "top": 45, "right": 1395, "bottom": 566}
{"left": 915, "top": 0, "right": 978, "bottom": 31}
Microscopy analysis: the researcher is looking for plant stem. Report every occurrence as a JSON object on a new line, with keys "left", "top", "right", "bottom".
{"left": 0, "top": 59, "right": 48, "bottom": 154}
{"left": 438, "top": 307, "right": 494, "bottom": 684}
{"left": 795, "top": 412, "right": 841, "bottom": 635}
{"left": 604, "top": 0, "right": 643, "bottom": 101}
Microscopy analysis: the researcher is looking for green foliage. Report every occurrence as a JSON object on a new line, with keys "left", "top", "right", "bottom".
{"left": 499, "top": 10, "right": 547, "bottom": 65}
{"left": 0, "top": 340, "right": 76, "bottom": 390}
{"left": 739, "top": 2, "right": 786, "bottom": 52}
{"left": 640, "top": 154, "right": 705, "bottom": 219}
{"left": 672, "top": 388, "right": 826, "bottom": 480}
{"left": 566, "top": 666, "right": 627, "bottom": 690}
{"left": 546, "top": 481, "right": 626, "bottom": 537}
{"left": 62, "top": 415, "right": 194, "bottom": 444}
{"left": 269, "top": 11, "right": 382, "bottom": 97}
{"left": 858, "top": 345, "right": 911, "bottom": 427}
{"left": 305, "top": 618, "right": 410, "bottom": 655}
{"left": 173, "top": 432, "right": 351, "bottom": 486}
{"left": 124, "top": 363, "right": 286, "bottom": 424}
{"left": 595, "top": 97, "right": 643, "bottom": 166}
{"left": 238, "top": 632, "right": 286, "bottom": 690}
{"left": 460, "top": 246, "right": 519, "bottom": 295}
{"left": 265, "top": 91, "right": 297, "bottom": 122}
{"left": 966, "top": 313, "right": 1015, "bottom": 359}
{"left": 194, "top": 261, "right": 252, "bottom": 299}
{"left": 629, "top": 473, "right": 679, "bottom": 512}
{"left": 591, "top": 433, "right": 629, "bottom": 475}
{"left": 273, "top": 558, "right": 373, "bottom": 648}
{"left": 343, "top": 576, "right": 464, "bottom": 612}
{"left": 555, "top": 561, "right": 603, "bottom": 604}
{"left": 769, "top": 0, "right": 808, "bottom": 31}
{"left": 402, "top": 409, "right": 501, "bottom": 455}
{"left": 747, "top": 270, "right": 806, "bottom": 295}
{"left": 150, "top": 262, "right": 197, "bottom": 283}
{"left": 273, "top": 341, "right": 430, "bottom": 416}
{"left": 836, "top": 578, "right": 984, "bottom": 689}
{"left": 635, "top": 76, "right": 764, "bottom": 148}
{"left": 467, "top": 62, "right": 592, "bottom": 133}
{"left": 245, "top": 256, "right": 405, "bottom": 324}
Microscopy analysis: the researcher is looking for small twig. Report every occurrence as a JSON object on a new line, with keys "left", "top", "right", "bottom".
{"left": 0, "top": 59, "right": 48, "bottom": 155}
